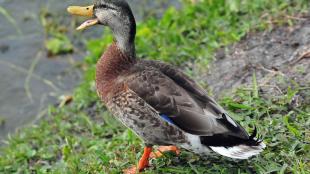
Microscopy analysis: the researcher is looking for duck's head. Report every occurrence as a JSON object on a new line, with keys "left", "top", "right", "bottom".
{"left": 67, "top": 0, "right": 136, "bottom": 57}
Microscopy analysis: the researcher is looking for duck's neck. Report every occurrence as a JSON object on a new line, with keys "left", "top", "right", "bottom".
{"left": 113, "top": 30, "right": 136, "bottom": 58}
{"left": 96, "top": 12, "right": 137, "bottom": 100}
{"left": 111, "top": 14, "right": 136, "bottom": 59}
{"left": 96, "top": 43, "right": 135, "bottom": 82}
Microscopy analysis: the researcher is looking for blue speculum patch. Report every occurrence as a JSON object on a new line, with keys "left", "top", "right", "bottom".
{"left": 160, "top": 114, "right": 175, "bottom": 125}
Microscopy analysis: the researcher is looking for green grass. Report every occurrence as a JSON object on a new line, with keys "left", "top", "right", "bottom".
{"left": 1, "top": 84, "right": 309, "bottom": 173}
{"left": 1, "top": 0, "right": 309, "bottom": 173}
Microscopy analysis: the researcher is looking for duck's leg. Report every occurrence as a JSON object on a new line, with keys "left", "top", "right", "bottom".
{"left": 150, "top": 146, "right": 180, "bottom": 158}
{"left": 123, "top": 146, "right": 153, "bottom": 174}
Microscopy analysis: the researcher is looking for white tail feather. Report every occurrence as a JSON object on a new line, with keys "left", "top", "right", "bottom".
{"left": 210, "top": 142, "right": 266, "bottom": 159}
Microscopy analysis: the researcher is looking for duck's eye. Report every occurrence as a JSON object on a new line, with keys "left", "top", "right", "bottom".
{"left": 98, "top": 4, "right": 117, "bottom": 11}
{"left": 100, "top": 4, "right": 108, "bottom": 9}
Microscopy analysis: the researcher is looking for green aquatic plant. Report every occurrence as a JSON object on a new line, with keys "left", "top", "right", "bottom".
{"left": 45, "top": 33, "right": 73, "bottom": 56}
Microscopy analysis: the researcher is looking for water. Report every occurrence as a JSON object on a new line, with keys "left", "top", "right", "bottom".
{"left": 0, "top": 0, "right": 180, "bottom": 141}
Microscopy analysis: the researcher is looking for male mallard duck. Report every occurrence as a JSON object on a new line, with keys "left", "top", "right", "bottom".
{"left": 67, "top": 0, "right": 265, "bottom": 173}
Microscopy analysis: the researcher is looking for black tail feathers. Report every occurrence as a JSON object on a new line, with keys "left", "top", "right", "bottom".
{"left": 200, "top": 126, "right": 263, "bottom": 147}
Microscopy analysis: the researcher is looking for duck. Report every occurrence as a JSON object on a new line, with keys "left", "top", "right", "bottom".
{"left": 67, "top": 0, "right": 266, "bottom": 173}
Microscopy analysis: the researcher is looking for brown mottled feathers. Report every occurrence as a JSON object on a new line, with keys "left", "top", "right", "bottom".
{"left": 106, "top": 87, "right": 187, "bottom": 145}
{"left": 142, "top": 60, "right": 216, "bottom": 104}
{"left": 123, "top": 60, "right": 248, "bottom": 139}
{"left": 96, "top": 43, "right": 248, "bottom": 140}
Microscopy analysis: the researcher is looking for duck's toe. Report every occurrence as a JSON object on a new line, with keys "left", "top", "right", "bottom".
{"left": 123, "top": 166, "right": 138, "bottom": 174}
{"left": 150, "top": 146, "right": 180, "bottom": 158}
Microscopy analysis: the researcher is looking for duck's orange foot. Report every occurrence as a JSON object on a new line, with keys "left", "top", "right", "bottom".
{"left": 123, "top": 160, "right": 149, "bottom": 174}
{"left": 123, "top": 147, "right": 152, "bottom": 174}
{"left": 150, "top": 146, "right": 180, "bottom": 158}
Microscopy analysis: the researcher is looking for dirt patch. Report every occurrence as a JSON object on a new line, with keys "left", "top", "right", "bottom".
{"left": 205, "top": 18, "right": 310, "bottom": 105}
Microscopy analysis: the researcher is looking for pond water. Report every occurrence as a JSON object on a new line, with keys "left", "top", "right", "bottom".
{"left": 0, "top": 0, "right": 180, "bottom": 141}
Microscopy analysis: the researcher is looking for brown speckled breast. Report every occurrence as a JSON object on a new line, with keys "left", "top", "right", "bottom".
{"left": 106, "top": 87, "right": 187, "bottom": 145}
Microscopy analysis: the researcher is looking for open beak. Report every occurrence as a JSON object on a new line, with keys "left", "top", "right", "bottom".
{"left": 67, "top": 5, "right": 99, "bottom": 31}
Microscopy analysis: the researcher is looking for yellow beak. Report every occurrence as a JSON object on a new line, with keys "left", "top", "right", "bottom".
{"left": 67, "top": 5, "right": 99, "bottom": 31}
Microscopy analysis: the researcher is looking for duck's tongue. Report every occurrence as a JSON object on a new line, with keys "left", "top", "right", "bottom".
{"left": 67, "top": 5, "right": 98, "bottom": 30}
{"left": 76, "top": 19, "right": 99, "bottom": 31}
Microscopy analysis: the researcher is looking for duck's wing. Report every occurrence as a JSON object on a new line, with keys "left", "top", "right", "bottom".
{"left": 141, "top": 60, "right": 216, "bottom": 104}
{"left": 124, "top": 63, "right": 248, "bottom": 140}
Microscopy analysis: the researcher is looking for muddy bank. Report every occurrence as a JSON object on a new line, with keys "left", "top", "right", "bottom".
{"left": 205, "top": 18, "right": 310, "bottom": 104}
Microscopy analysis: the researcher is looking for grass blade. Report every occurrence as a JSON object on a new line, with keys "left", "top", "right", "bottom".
{"left": 252, "top": 71, "right": 259, "bottom": 98}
